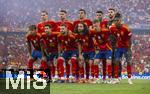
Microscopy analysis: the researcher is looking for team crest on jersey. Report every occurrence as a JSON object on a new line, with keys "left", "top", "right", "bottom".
{"left": 49, "top": 39, "right": 52, "bottom": 42}
{"left": 121, "top": 31, "right": 124, "bottom": 35}
{"left": 65, "top": 41, "right": 68, "bottom": 44}
{"left": 83, "top": 39, "right": 85, "bottom": 42}
{"left": 33, "top": 40, "right": 36, "bottom": 43}
{"left": 98, "top": 36, "right": 101, "bottom": 39}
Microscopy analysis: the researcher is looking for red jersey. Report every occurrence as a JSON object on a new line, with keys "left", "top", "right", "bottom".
{"left": 37, "top": 20, "right": 57, "bottom": 34}
{"left": 90, "top": 30, "right": 111, "bottom": 51}
{"left": 109, "top": 24, "right": 132, "bottom": 48}
{"left": 56, "top": 20, "right": 74, "bottom": 31}
{"left": 41, "top": 32, "right": 59, "bottom": 53}
{"left": 58, "top": 33, "right": 78, "bottom": 51}
{"left": 26, "top": 33, "right": 41, "bottom": 51}
{"left": 75, "top": 33, "right": 94, "bottom": 52}
{"left": 73, "top": 19, "right": 92, "bottom": 28}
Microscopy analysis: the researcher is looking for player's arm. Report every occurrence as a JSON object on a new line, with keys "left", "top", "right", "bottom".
{"left": 123, "top": 24, "right": 132, "bottom": 48}
{"left": 77, "top": 41, "right": 83, "bottom": 60}
{"left": 40, "top": 39, "right": 49, "bottom": 56}
{"left": 58, "top": 41, "right": 62, "bottom": 57}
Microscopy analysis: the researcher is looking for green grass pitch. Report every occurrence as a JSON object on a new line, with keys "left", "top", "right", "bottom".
{"left": 0, "top": 79, "right": 149, "bottom": 94}
{"left": 50, "top": 79, "right": 150, "bottom": 94}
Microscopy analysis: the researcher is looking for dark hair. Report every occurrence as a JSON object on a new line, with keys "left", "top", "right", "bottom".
{"left": 115, "top": 12, "right": 122, "bottom": 19}
{"left": 41, "top": 10, "right": 48, "bottom": 15}
{"left": 28, "top": 25, "right": 36, "bottom": 31}
{"left": 108, "top": 8, "right": 116, "bottom": 12}
{"left": 60, "top": 10, "right": 67, "bottom": 14}
{"left": 45, "top": 24, "right": 52, "bottom": 28}
{"left": 74, "top": 22, "right": 89, "bottom": 34}
{"left": 96, "top": 10, "right": 103, "bottom": 14}
{"left": 79, "top": 9, "right": 86, "bottom": 14}
{"left": 60, "top": 23, "right": 67, "bottom": 27}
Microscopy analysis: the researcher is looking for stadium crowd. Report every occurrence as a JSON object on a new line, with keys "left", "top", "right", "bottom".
{"left": 0, "top": 0, "right": 149, "bottom": 32}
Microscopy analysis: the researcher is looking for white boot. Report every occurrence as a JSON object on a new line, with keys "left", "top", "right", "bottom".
{"left": 128, "top": 78, "right": 133, "bottom": 84}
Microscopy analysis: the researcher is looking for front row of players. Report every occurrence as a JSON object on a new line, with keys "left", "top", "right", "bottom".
{"left": 26, "top": 13, "right": 133, "bottom": 84}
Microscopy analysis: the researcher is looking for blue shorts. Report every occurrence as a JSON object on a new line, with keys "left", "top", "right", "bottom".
{"left": 115, "top": 48, "right": 130, "bottom": 61}
{"left": 46, "top": 53, "right": 58, "bottom": 61}
{"left": 82, "top": 51, "right": 95, "bottom": 60}
{"left": 61, "top": 50, "right": 78, "bottom": 60}
{"left": 95, "top": 50, "right": 112, "bottom": 60}
{"left": 31, "top": 50, "right": 42, "bottom": 59}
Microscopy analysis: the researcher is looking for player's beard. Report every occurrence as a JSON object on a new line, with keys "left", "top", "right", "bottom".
{"left": 61, "top": 17, "right": 65, "bottom": 21}
{"left": 99, "top": 18, "right": 102, "bottom": 22}
{"left": 116, "top": 23, "right": 121, "bottom": 29}
{"left": 61, "top": 31, "right": 67, "bottom": 35}
{"left": 79, "top": 30, "right": 85, "bottom": 35}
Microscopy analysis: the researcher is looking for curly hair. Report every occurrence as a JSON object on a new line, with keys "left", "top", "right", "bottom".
{"left": 74, "top": 22, "right": 89, "bottom": 34}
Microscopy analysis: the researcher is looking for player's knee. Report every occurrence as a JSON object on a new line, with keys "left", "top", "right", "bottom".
{"left": 94, "top": 59, "right": 99, "bottom": 65}
{"left": 89, "top": 59, "right": 94, "bottom": 64}
{"left": 57, "top": 57, "right": 64, "bottom": 63}
{"left": 106, "top": 59, "right": 112, "bottom": 65}
{"left": 41, "top": 56, "right": 46, "bottom": 61}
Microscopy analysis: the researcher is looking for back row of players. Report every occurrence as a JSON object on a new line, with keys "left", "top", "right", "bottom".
{"left": 26, "top": 8, "right": 133, "bottom": 84}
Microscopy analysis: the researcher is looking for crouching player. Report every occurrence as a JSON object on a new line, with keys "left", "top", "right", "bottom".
{"left": 90, "top": 19, "right": 113, "bottom": 83}
{"left": 40, "top": 24, "right": 59, "bottom": 82}
{"left": 109, "top": 13, "right": 133, "bottom": 84}
{"left": 26, "top": 25, "right": 43, "bottom": 80}
{"left": 57, "top": 24, "right": 78, "bottom": 83}
{"left": 74, "top": 22, "right": 95, "bottom": 83}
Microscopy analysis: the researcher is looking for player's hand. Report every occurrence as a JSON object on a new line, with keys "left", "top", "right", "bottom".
{"left": 95, "top": 50, "right": 99, "bottom": 54}
{"left": 79, "top": 54, "right": 83, "bottom": 60}
{"left": 28, "top": 53, "right": 32, "bottom": 59}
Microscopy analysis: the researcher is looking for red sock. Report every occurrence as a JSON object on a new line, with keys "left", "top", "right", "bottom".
{"left": 102, "top": 60, "right": 106, "bottom": 80}
{"left": 107, "top": 65, "right": 112, "bottom": 79}
{"left": 114, "top": 65, "right": 119, "bottom": 78}
{"left": 76, "top": 61, "right": 79, "bottom": 79}
{"left": 57, "top": 57, "right": 64, "bottom": 78}
{"left": 127, "top": 65, "right": 132, "bottom": 78}
{"left": 66, "top": 60, "right": 70, "bottom": 79}
{"left": 91, "top": 64, "right": 95, "bottom": 78}
{"left": 71, "top": 58, "right": 77, "bottom": 76}
{"left": 79, "top": 66, "right": 84, "bottom": 78}
{"left": 28, "top": 59, "right": 34, "bottom": 69}
{"left": 40, "top": 60, "right": 48, "bottom": 70}
{"left": 95, "top": 65, "right": 99, "bottom": 78}
{"left": 86, "top": 62, "right": 89, "bottom": 79}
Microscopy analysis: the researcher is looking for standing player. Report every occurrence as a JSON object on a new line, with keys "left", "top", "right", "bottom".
{"left": 56, "top": 10, "right": 74, "bottom": 32}
{"left": 95, "top": 10, "right": 104, "bottom": 23}
{"left": 107, "top": 8, "right": 123, "bottom": 79}
{"left": 109, "top": 13, "right": 133, "bottom": 84}
{"left": 26, "top": 25, "right": 43, "bottom": 80}
{"left": 37, "top": 11, "right": 57, "bottom": 35}
{"left": 73, "top": 9, "right": 92, "bottom": 28}
{"left": 107, "top": 8, "right": 117, "bottom": 26}
{"left": 40, "top": 24, "right": 59, "bottom": 82}
{"left": 74, "top": 22, "right": 95, "bottom": 83}
{"left": 57, "top": 24, "right": 78, "bottom": 83}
